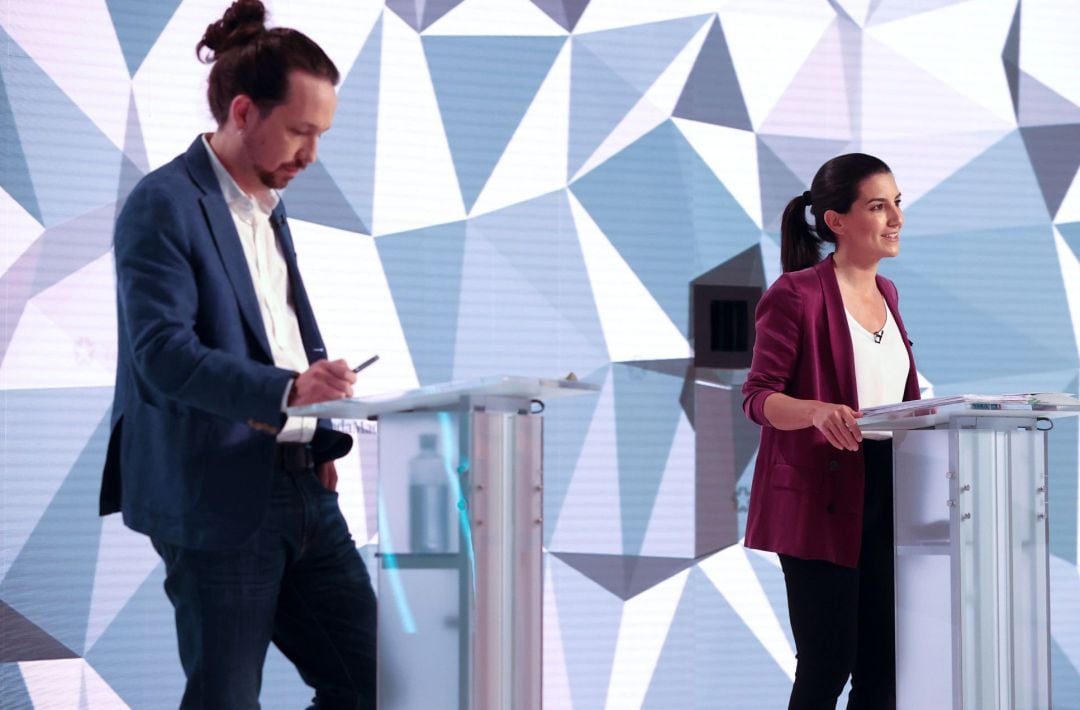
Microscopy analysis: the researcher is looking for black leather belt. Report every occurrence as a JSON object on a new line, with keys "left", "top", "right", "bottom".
{"left": 277, "top": 443, "right": 315, "bottom": 473}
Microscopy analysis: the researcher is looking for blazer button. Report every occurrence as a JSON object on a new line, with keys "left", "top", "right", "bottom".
{"left": 826, "top": 503, "right": 835, "bottom": 514}
{"left": 828, "top": 460, "right": 840, "bottom": 472}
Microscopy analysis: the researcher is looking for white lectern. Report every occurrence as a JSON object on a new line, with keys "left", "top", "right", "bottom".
{"left": 291, "top": 376, "right": 598, "bottom": 710}
{"left": 858, "top": 395, "right": 1080, "bottom": 710}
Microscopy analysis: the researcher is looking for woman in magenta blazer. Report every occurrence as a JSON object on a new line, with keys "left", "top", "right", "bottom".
{"left": 742, "top": 154, "right": 920, "bottom": 709}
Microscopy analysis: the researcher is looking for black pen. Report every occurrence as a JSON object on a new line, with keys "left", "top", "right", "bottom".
{"left": 352, "top": 354, "right": 380, "bottom": 373}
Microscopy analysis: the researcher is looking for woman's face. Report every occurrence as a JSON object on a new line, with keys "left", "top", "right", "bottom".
{"left": 827, "top": 172, "right": 903, "bottom": 263}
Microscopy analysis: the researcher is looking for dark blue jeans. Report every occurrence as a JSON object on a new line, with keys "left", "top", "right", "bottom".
{"left": 152, "top": 466, "right": 377, "bottom": 709}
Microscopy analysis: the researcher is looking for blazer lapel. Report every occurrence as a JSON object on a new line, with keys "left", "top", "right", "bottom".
{"left": 185, "top": 138, "right": 274, "bottom": 361}
{"left": 816, "top": 256, "right": 860, "bottom": 410}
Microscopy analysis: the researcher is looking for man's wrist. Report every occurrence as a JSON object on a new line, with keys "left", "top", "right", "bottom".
{"left": 282, "top": 375, "right": 298, "bottom": 412}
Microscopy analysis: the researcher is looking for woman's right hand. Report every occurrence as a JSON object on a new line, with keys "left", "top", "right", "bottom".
{"left": 810, "top": 402, "right": 863, "bottom": 452}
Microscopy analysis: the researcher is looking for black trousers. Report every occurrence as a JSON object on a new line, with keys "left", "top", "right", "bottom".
{"left": 779, "top": 439, "right": 895, "bottom": 710}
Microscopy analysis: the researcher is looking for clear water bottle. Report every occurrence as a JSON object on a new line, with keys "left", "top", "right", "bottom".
{"left": 409, "top": 433, "right": 449, "bottom": 553}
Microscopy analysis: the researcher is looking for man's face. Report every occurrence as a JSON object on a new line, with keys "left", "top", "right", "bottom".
{"left": 241, "top": 70, "right": 337, "bottom": 190}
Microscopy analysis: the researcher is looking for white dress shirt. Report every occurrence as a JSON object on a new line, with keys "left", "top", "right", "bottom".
{"left": 202, "top": 135, "right": 315, "bottom": 442}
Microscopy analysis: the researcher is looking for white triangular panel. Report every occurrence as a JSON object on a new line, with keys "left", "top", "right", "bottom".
{"left": 1019, "top": 0, "right": 1080, "bottom": 107}
{"left": 859, "top": 35, "right": 1014, "bottom": 139}
{"left": 637, "top": 413, "right": 695, "bottom": 557}
{"left": 604, "top": 567, "right": 690, "bottom": 710}
{"left": 859, "top": 128, "right": 1012, "bottom": 207}
{"left": 289, "top": 218, "right": 419, "bottom": 395}
{"left": 758, "top": 22, "right": 852, "bottom": 141}
{"left": 133, "top": 0, "right": 222, "bottom": 168}
{"left": 424, "top": 0, "right": 567, "bottom": 36}
{"left": 699, "top": 545, "right": 796, "bottom": 679}
{"left": 674, "top": 118, "right": 761, "bottom": 228}
{"left": 0, "top": 189, "right": 45, "bottom": 275}
{"left": 569, "top": 192, "right": 690, "bottom": 362}
{"left": 270, "top": 0, "right": 383, "bottom": 78}
{"left": 719, "top": 2, "right": 835, "bottom": 130}
{"left": 0, "top": 252, "right": 116, "bottom": 390}
{"left": 0, "top": 301, "right": 112, "bottom": 390}
{"left": 866, "top": 0, "right": 1016, "bottom": 125}
{"left": 2, "top": 0, "right": 130, "bottom": 150}
{"left": 470, "top": 40, "right": 571, "bottom": 217}
{"left": 84, "top": 516, "right": 160, "bottom": 652}
{"left": 549, "top": 369, "right": 624, "bottom": 553}
{"left": 371, "top": 11, "right": 467, "bottom": 235}
{"left": 575, "top": 0, "right": 726, "bottom": 34}
{"left": 19, "top": 659, "right": 83, "bottom": 708}
{"left": 571, "top": 17, "right": 711, "bottom": 182}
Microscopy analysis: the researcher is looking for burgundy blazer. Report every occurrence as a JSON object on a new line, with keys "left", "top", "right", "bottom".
{"left": 741, "top": 255, "right": 920, "bottom": 567}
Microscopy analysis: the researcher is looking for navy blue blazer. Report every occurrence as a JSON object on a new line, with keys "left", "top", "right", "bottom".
{"left": 100, "top": 136, "right": 351, "bottom": 550}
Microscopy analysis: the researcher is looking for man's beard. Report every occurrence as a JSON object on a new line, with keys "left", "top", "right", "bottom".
{"left": 257, "top": 166, "right": 297, "bottom": 190}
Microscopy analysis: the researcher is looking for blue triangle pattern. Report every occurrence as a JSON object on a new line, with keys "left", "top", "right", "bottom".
{"left": 884, "top": 224, "right": 1077, "bottom": 388}
{"left": 612, "top": 363, "right": 684, "bottom": 557}
{"left": 550, "top": 555, "right": 624, "bottom": 710}
{"left": 105, "top": 0, "right": 182, "bottom": 76}
{"left": 1053, "top": 637, "right": 1080, "bottom": 709}
{"left": 1060, "top": 222, "right": 1080, "bottom": 261}
{"left": 572, "top": 120, "right": 759, "bottom": 333}
{"left": 0, "top": 53, "right": 43, "bottom": 225}
{"left": 319, "top": 16, "right": 382, "bottom": 230}
{"left": 543, "top": 365, "right": 606, "bottom": 547}
{"left": 642, "top": 568, "right": 791, "bottom": 708}
{"left": 672, "top": 18, "right": 751, "bottom": 130}
{"left": 757, "top": 136, "right": 810, "bottom": 234}
{"left": 281, "top": 159, "right": 369, "bottom": 234}
{"left": 0, "top": 28, "right": 122, "bottom": 228}
{"left": 375, "top": 221, "right": 468, "bottom": 385}
{"left": 84, "top": 563, "right": 184, "bottom": 707}
{"left": 452, "top": 211, "right": 609, "bottom": 380}
{"left": 468, "top": 190, "right": 605, "bottom": 348}
{"left": 569, "top": 15, "right": 708, "bottom": 177}
{"left": 903, "top": 131, "right": 1050, "bottom": 235}
{"left": 0, "top": 663, "right": 33, "bottom": 708}
{"left": 0, "top": 409, "right": 111, "bottom": 656}
{"left": 423, "top": 36, "right": 566, "bottom": 211}
{"left": 574, "top": 15, "right": 710, "bottom": 94}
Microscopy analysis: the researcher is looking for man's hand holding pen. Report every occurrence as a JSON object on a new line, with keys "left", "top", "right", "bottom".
{"left": 287, "top": 355, "right": 380, "bottom": 407}
{"left": 288, "top": 359, "right": 357, "bottom": 407}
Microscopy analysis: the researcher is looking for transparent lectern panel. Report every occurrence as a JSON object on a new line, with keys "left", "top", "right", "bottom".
{"left": 955, "top": 428, "right": 1050, "bottom": 710}
{"left": 892, "top": 431, "right": 954, "bottom": 710}
{"left": 1005, "top": 432, "right": 1049, "bottom": 710}
{"left": 378, "top": 412, "right": 469, "bottom": 710}
{"left": 378, "top": 413, "right": 463, "bottom": 556}
{"left": 376, "top": 568, "right": 461, "bottom": 710}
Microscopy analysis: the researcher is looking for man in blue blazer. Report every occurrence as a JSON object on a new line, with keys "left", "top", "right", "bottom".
{"left": 99, "top": 2, "right": 376, "bottom": 707}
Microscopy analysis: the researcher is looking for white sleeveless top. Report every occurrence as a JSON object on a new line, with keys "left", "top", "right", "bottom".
{"left": 846, "top": 301, "right": 910, "bottom": 440}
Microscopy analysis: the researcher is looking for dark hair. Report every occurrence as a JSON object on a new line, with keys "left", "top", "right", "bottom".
{"left": 196, "top": 0, "right": 339, "bottom": 126}
{"left": 779, "top": 153, "right": 892, "bottom": 273}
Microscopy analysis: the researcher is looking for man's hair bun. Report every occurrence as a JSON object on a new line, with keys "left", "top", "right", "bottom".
{"left": 197, "top": 0, "right": 267, "bottom": 63}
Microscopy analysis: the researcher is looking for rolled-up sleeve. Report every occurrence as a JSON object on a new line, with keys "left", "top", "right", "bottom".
{"left": 742, "top": 274, "right": 802, "bottom": 426}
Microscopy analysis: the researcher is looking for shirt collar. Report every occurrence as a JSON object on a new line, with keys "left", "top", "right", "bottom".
{"left": 201, "top": 134, "right": 280, "bottom": 217}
